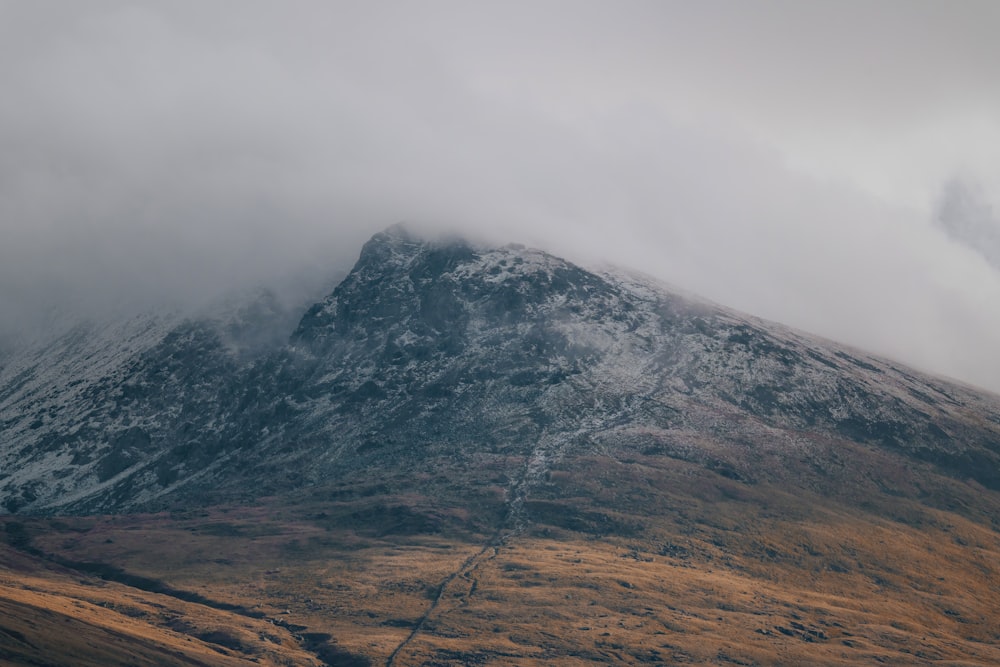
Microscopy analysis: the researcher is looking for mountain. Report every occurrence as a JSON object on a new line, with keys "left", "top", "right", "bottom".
{"left": 0, "top": 285, "right": 319, "bottom": 513}
{"left": 3, "top": 225, "right": 1000, "bottom": 665}
{"left": 4, "top": 225, "right": 1000, "bottom": 516}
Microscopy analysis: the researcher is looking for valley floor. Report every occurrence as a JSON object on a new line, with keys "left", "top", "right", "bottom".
{"left": 3, "top": 477, "right": 1000, "bottom": 666}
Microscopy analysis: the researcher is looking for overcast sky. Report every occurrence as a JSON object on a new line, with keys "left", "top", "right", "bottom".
{"left": 2, "top": 1, "right": 1000, "bottom": 392}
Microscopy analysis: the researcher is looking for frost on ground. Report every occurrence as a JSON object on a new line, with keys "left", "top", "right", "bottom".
{"left": 2, "top": 224, "right": 1000, "bottom": 516}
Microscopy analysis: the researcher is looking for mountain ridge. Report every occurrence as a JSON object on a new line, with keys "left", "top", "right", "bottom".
{"left": 2, "top": 225, "right": 999, "bottom": 519}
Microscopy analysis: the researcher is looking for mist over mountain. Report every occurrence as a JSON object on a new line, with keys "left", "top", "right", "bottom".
{"left": 5, "top": 4, "right": 1000, "bottom": 663}
{"left": 3, "top": 226, "right": 999, "bottom": 517}
{"left": 3, "top": 3, "right": 1000, "bottom": 396}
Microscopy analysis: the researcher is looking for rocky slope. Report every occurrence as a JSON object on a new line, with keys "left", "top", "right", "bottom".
{"left": 0, "top": 288, "right": 311, "bottom": 513}
{"left": 2, "top": 225, "right": 1000, "bottom": 521}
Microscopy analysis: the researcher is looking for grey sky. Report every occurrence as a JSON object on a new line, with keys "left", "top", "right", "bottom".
{"left": 2, "top": 1, "right": 999, "bottom": 392}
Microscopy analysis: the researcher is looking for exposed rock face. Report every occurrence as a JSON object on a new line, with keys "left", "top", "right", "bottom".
{"left": 0, "top": 290, "right": 303, "bottom": 513}
{"left": 2, "top": 225, "right": 1000, "bottom": 517}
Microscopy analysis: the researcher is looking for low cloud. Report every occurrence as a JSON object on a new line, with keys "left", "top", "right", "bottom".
{"left": 934, "top": 177, "right": 1000, "bottom": 271}
{"left": 2, "top": 2, "right": 999, "bottom": 392}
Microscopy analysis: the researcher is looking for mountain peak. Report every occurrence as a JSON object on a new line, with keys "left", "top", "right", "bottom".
{"left": 4, "top": 226, "right": 1000, "bottom": 516}
{"left": 355, "top": 222, "right": 476, "bottom": 268}
{"left": 292, "top": 227, "right": 622, "bottom": 351}
{"left": 360, "top": 220, "right": 424, "bottom": 254}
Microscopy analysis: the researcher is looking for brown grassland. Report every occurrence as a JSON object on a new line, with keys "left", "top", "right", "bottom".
{"left": 2, "top": 449, "right": 1000, "bottom": 666}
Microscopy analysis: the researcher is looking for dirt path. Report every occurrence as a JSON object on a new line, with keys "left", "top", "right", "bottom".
{"left": 384, "top": 539, "right": 500, "bottom": 666}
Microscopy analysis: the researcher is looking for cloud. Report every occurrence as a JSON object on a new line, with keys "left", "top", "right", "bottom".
{"left": 1, "top": 1, "right": 999, "bottom": 392}
{"left": 934, "top": 176, "right": 1000, "bottom": 270}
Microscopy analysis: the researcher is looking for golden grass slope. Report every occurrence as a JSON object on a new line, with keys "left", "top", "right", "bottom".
{"left": 0, "top": 546, "right": 324, "bottom": 665}
{"left": 3, "top": 449, "right": 1000, "bottom": 667}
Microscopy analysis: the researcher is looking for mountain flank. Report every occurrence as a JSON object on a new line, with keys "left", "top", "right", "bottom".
{"left": 3, "top": 225, "right": 999, "bottom": 517}
{"left": 2, "top": 225, "right": 1000, "bottom": 665}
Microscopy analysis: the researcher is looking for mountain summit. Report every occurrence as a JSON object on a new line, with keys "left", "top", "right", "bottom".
{"left": 2, "top": 225, "right": 999, "bottom": 519}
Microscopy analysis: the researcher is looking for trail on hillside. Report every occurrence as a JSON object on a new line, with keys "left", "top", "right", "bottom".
{"left": 383, "top": 539, "right": 499, "bottom": 666}
{"left": 384, "top": 375, "right": 661, "bottom": 665}
{"left": 383, "top": 429, "right": 589, "bottom": 663}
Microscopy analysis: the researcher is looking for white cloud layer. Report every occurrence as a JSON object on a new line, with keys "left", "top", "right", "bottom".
{"left": 1, "top": 1, "right": 999, "bottom": 392}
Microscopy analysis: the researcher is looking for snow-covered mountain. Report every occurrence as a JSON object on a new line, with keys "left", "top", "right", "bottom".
{"left": 0, "top": 286, "right": 320, "bottom": 513}
{"left": 2, "top": 225, "right": 1000, "bottom": 517}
